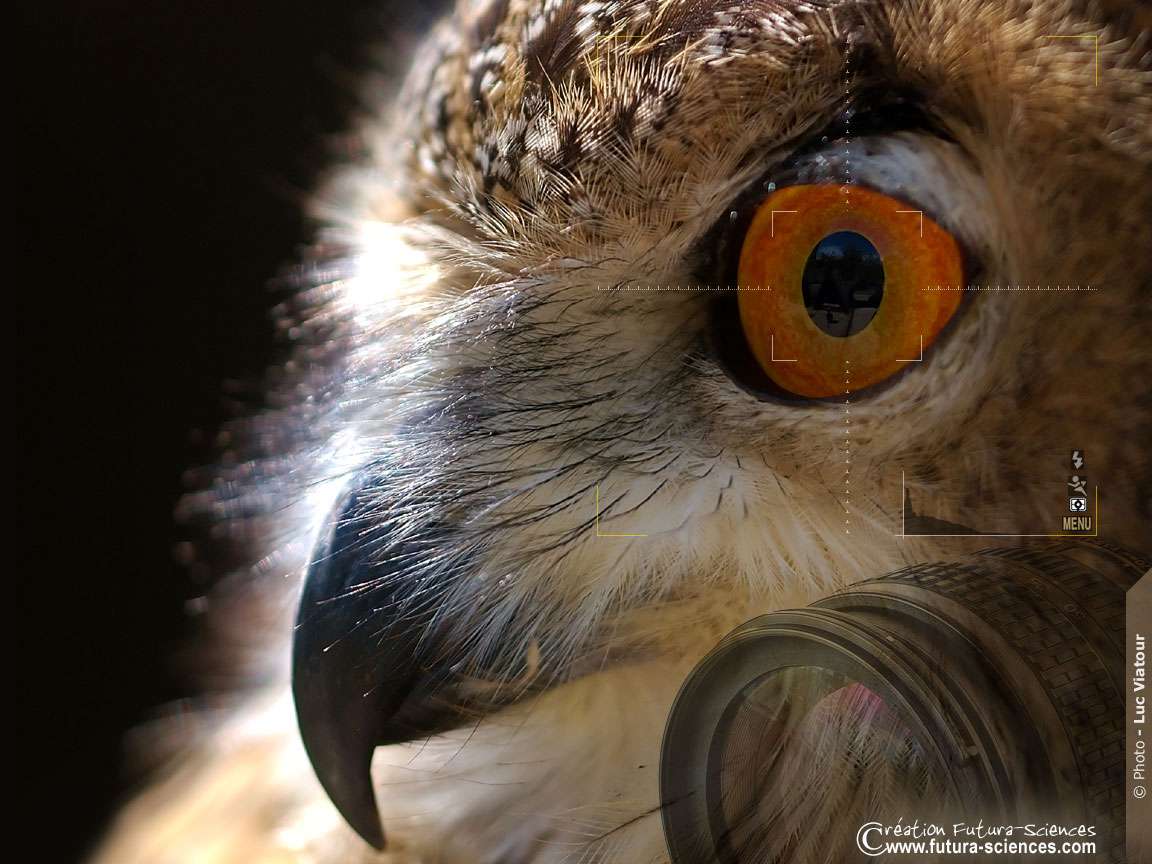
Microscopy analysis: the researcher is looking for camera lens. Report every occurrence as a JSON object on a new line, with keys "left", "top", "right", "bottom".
{"left": 661, "top": 542, "right": 1147, "bottom": 863}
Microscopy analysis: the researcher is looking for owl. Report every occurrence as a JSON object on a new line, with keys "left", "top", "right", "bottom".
{"left": 95, "top": 1, "right": 1151, "bottom": 862}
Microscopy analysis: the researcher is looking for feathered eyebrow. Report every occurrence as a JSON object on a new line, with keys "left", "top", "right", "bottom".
{"left": 689, "top": 86, "right": 954, "bottom": 277}
{"left": 800, "top": 87, "right": 954, "bottom": 158}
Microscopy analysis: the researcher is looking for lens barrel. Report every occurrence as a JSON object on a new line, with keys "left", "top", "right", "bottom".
{"left": 661, "top": 542, "right": 1148, "bottom": 863}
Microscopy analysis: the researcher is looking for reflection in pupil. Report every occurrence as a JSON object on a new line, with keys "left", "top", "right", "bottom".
{"left": 801, "top": 231, "right": 884, "bottom": 337}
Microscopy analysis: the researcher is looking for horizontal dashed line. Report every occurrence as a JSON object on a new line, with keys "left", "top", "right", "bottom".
{"left": 924, "top": 285, "right": 1096, "bottom": 291}
{"left": 599, "top": 285, "right": 1096, "bottom": 293}
{"left": 596, "top": 285, "right": 771, "bottom": 292}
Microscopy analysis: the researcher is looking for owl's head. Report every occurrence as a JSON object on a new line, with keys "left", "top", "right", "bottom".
{"left": 195, "top": 0, "right": 1151, "bottom": 851}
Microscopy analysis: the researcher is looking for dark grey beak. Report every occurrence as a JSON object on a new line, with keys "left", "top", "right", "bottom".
{"left": 291, "top": 482, "right": 460, "bottom": 849}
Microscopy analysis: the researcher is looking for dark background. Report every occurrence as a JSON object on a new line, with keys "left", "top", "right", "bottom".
{"left": 19, "top": 3, "right": 439, "bottom": 858}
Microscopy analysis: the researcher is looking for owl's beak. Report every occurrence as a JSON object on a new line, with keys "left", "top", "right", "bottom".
{"left": 291, "top": 481, "right": 460, "bottom": 850}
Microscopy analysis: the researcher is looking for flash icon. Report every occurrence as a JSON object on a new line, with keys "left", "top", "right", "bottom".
{"left": 1071, "top": 449, "right": 1084, "bottom": 470}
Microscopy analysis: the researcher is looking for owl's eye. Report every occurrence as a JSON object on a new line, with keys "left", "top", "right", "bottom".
{"left": 725, "top": 184, "right": 965, "bottom": 399}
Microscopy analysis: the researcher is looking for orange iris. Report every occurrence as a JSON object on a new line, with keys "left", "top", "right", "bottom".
{"left": 737, "top": 185, "right": 964, "bottom": 398}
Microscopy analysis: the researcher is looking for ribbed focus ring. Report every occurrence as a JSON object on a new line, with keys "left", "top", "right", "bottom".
{"left": 661, "top": 541, "right": 1146, "bottom": 864}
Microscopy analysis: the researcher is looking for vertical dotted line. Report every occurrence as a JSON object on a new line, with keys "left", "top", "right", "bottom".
{"left": 844, "top": 358, "right": 851, "bottom": 534}
{"left": 841, "top": 24, "right": 854, "bottom": 534}
{"left": 841, "top": 25, "right": 853, "bottom": 208}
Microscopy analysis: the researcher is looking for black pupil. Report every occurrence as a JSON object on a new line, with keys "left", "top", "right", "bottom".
{"left": 801, "top": 231, "right": 884, "bottom": 337}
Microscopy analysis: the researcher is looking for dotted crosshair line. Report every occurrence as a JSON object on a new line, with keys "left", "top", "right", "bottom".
{"left": 843, "top": 358, "right": 852, "bottom": 534}
{"left": 923, "top": 285, "right": 1097, "bottom": 292}
{"left": 596, "top": 284, "right": 771, "bottom": 292}
{"left": 841, "top": 22, "right": 855, "bottom": 537}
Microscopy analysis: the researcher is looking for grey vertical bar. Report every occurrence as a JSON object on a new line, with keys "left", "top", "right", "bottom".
{"left": 1129, "top": 569, "right": 1152, "bottom": 863}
